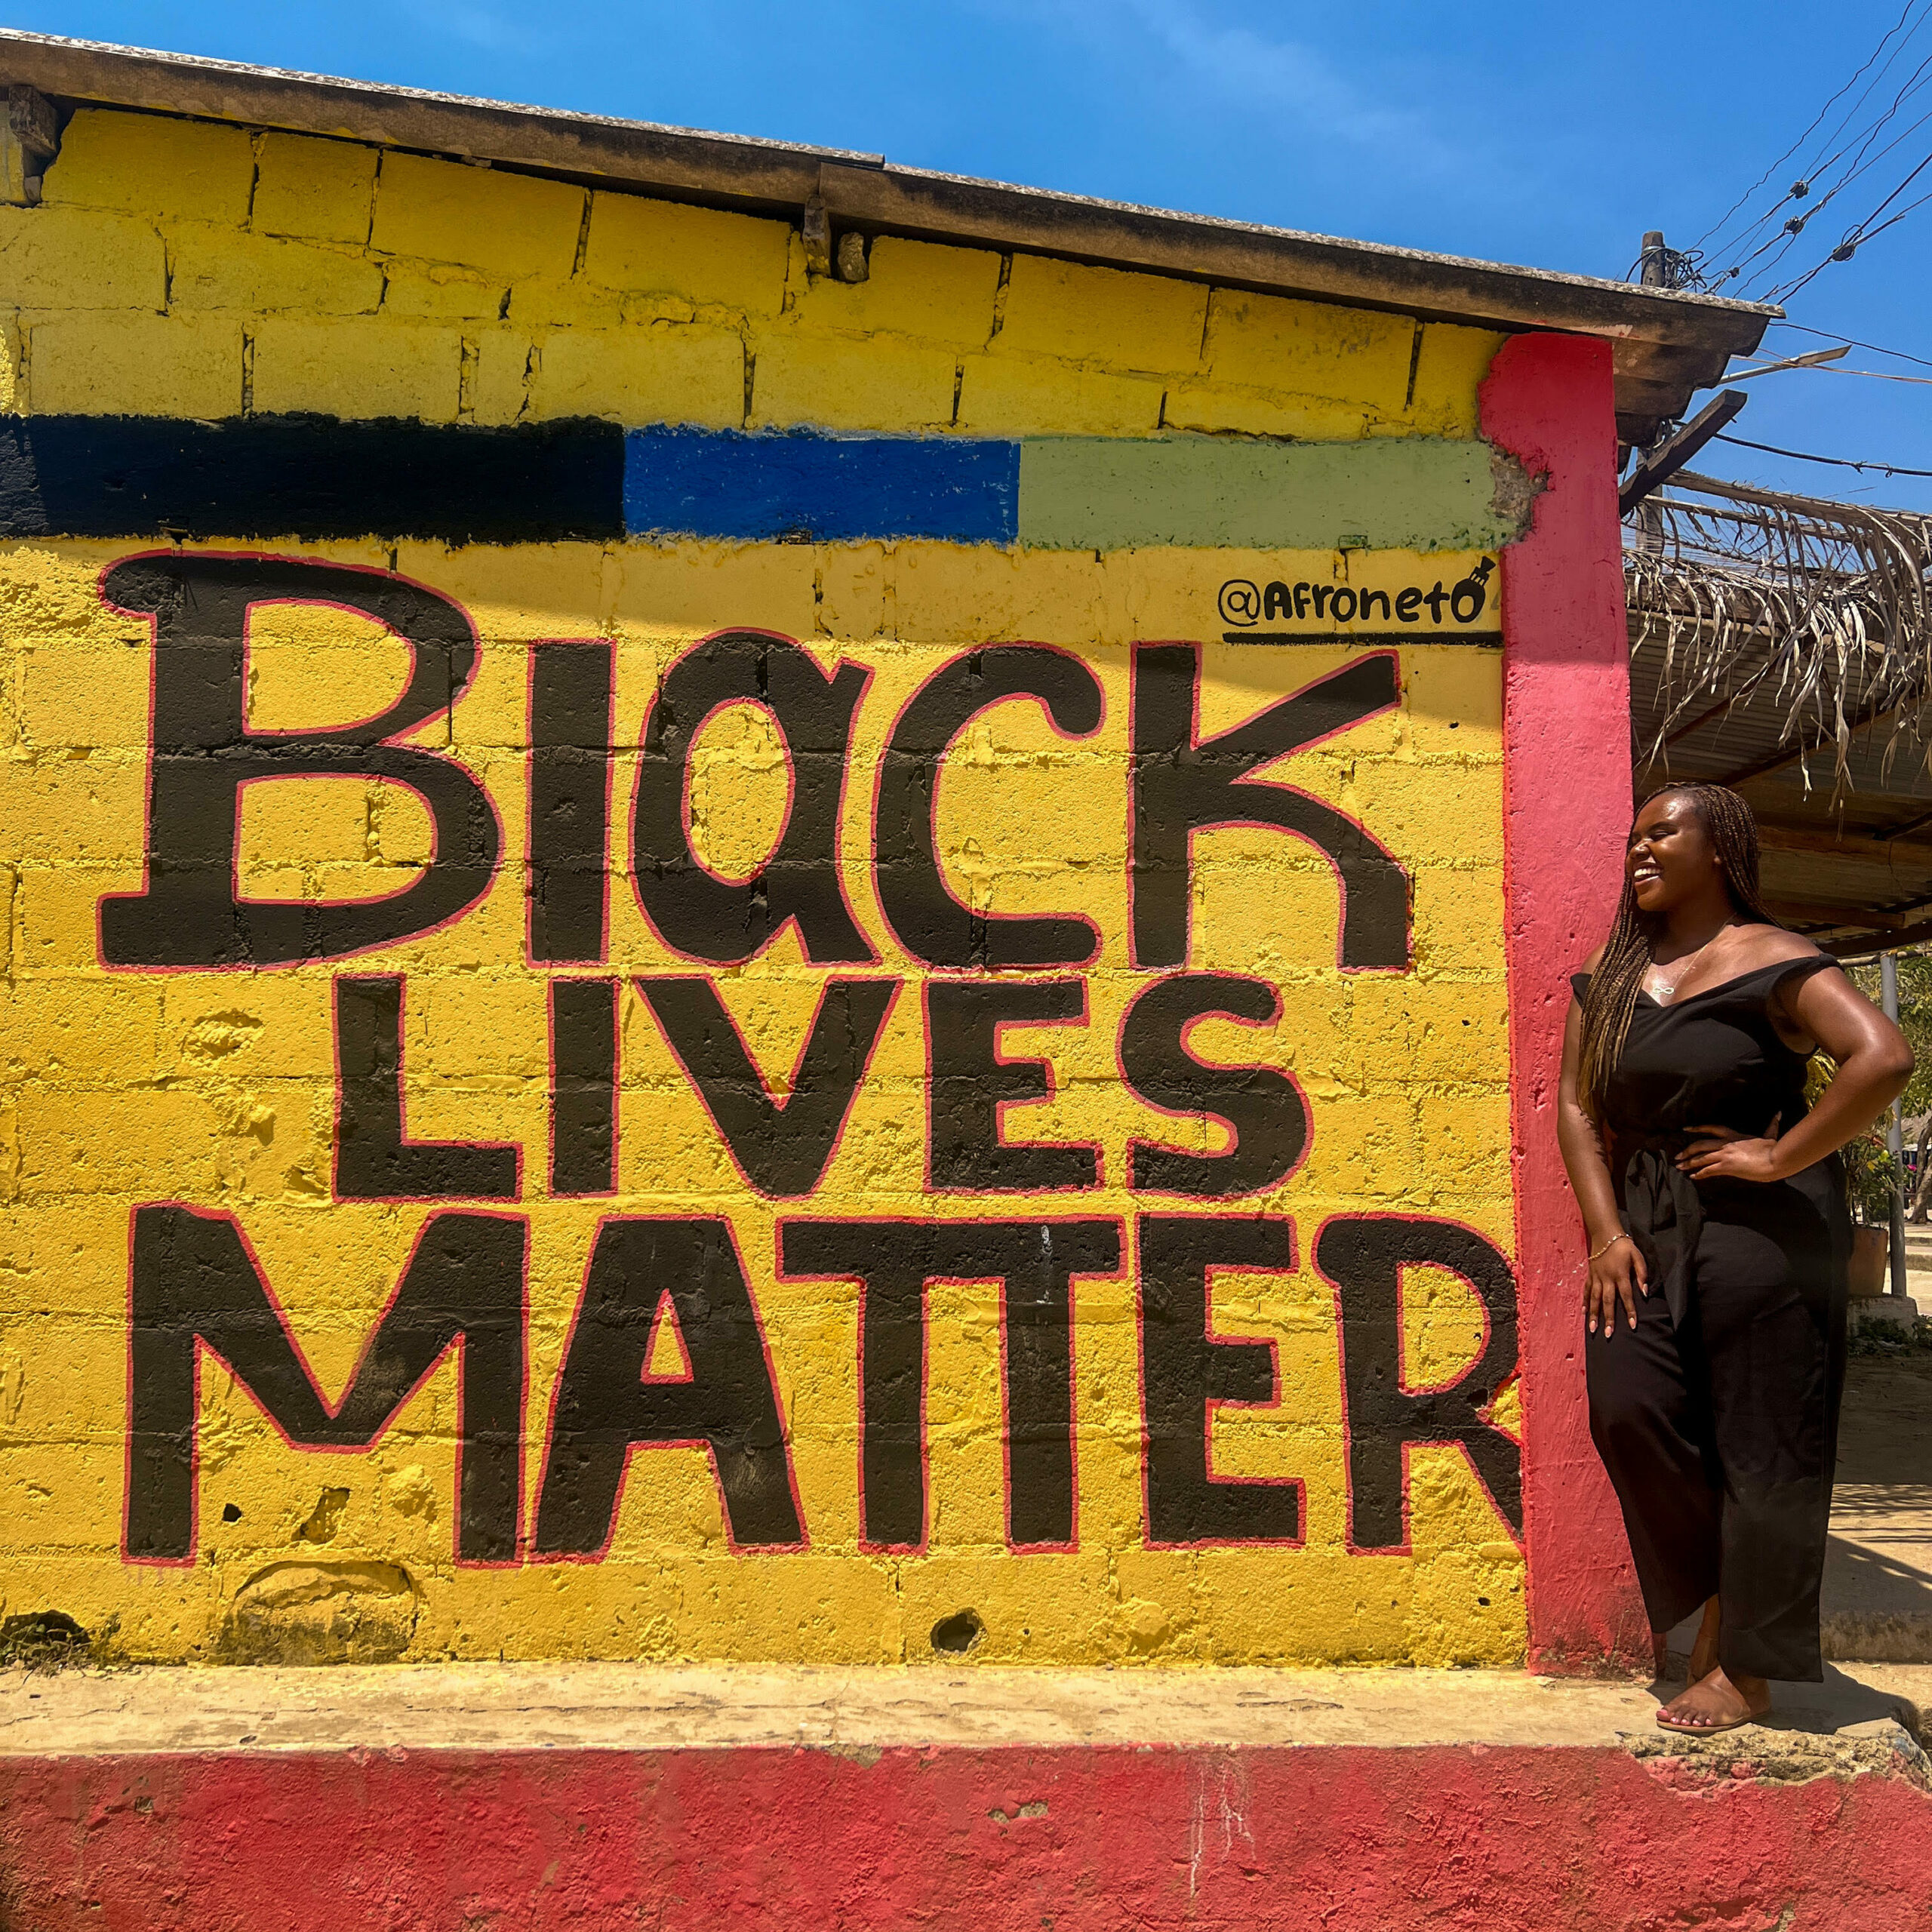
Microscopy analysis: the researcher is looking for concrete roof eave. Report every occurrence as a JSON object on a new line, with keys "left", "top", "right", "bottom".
{"left": 0, "top": 28, "right": 1777, "bottom": 441}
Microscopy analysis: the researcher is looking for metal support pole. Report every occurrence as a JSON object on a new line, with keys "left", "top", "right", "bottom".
{"left": 1630, "top": 232, "right": 1670, "bottom": 552}
{"left": 1881, "top": 952, "right": 1911, "bottom": 1297}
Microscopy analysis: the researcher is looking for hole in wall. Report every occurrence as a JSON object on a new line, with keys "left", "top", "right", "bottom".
{"left": 930, "top": 1608, "right": 985, "bottom": 1654}
{"left": 295, "top": 1487, "right": 351, "bottom": 1546}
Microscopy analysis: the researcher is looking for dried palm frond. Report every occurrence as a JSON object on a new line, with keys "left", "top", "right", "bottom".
{"left": 1624, "top": 471, "right": 1932, "bottom": 798}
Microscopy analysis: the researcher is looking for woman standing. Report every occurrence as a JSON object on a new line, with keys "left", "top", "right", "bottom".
{"left": 1557, "top": 783, "right": 1913, "bottom": 1734}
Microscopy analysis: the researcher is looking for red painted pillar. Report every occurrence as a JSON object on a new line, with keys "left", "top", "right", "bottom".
{"left": 1483, "top": 332, "right": 1648, "bottom": 1672}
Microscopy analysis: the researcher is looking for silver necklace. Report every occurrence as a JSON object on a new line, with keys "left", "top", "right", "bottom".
{"left": 1646, "top": 927, "right": 1730, "bottom": 1004}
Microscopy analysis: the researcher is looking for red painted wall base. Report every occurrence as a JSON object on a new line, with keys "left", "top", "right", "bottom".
{"left": 5, "top": 1743, "right": 1929, "bottom": 1930}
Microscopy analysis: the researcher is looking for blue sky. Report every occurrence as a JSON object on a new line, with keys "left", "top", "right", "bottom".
{"left": 11, "top": 1, "right": 1932, "bottom": 510}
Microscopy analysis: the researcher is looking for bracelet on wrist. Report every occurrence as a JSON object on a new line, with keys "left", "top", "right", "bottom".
{"left": 1588, "top": 1232, "right": 1632, "bottom": 1262}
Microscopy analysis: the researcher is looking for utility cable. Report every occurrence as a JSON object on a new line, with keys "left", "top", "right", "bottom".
{"left": 1729, "top": 91, "right": 1932, "bottom": 288}
{"left": 1761, "top": 151, "right": 1932, "bottom": 300}
{"left": 1765, "top": 321, "right": 1932, "bottom": 370}
{"left": 1697, "top": 2, "right": 1932, "bottom": 269}
{"left": 1771, "top": 361, "right": 1932, "bottom": 386}
{"left": 1721, "top": 76, "right": 1932, "bottom": 289}
{"left": 1695, "top": 8, "right": 1932, "bottom": 291}
{"left": 1694, "top": 0, "right": 1926, "bottom": 252}
{"left": 1715, "top": 432, "right": 1932, "bottom": 479}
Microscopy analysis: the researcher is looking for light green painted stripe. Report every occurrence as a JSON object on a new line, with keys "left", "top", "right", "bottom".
{"left": 1016, "top": 436, "right": 1514, "bottom": 552}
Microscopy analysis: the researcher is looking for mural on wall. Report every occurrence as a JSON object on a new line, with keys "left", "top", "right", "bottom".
{"left": 2, "top": 518, "right": 1523, "bottom": 1666}
{"left": 0, "top": 103, "right": 1532, "bottom": 1666}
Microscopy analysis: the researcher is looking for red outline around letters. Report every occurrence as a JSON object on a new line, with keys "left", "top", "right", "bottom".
{"left": 529, "top": 1212, "right": 808, "bottom": 1562}
{"left": 776, "top": 1214, "right": 1125, "bottom": 1558}
{"left": 626, "top": 628, "right": 880, "bottom": 967}
{"left": 869, "top": 641, "right": 1106, "bottom": 973}
{"left": 993, "top": 1219, "right": 1128, "bottom": 1555}
{"left": 635, "top": 974, "right": 903, "bottom": 1201}
{"left": 677, "top": 695, "right": 798, "bottom": 889}
{"left": 1114, "top": 972, "right": 1312, "bottom": 1198}
{"left": 546, "top": 974, "right": 620, "bottom": 1200}
{"left": 640, "top": 1289, "right": 697, "bottom": 1384}
{"left": 783, "top": 1221, "right": 937, "bottom": 1559}
{"left": 96, "top": 549, "right": 503, "bottom": 975}
{"left": 1310, "top": 1210, "right": 1521, "bottom": 1562}
{"left": 230, "top": 772, "right": 437, "bottom": 913}
{"left": 1124, "top": 642, "right": 1406, "bottom": 976}
{"left": 920, "top": 976, "right": 1102, "bottom": 1195}
{"left": 1134, "top": 1214, "right": 1307, "bottom": 1553}
{"left": 330, "top": 974, "right": 525, "bottom": 1204}
{"left": 522, "top": 638, "right": 617, "bottom": 970}
{"left": 121, "top": 1201, "right": 529, "bottom": 1570}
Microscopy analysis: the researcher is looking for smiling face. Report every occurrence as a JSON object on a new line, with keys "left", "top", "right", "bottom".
{"left": 1627, "top": 790, "right": 1727, "bottom": 917}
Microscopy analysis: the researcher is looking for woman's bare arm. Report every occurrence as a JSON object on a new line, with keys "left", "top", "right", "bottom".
{"left": 1681, "top": 965, "right": 1914, "bottom": 1183}
{"left": 1557, "top": 956, "right": 1649, "bottom": 1334}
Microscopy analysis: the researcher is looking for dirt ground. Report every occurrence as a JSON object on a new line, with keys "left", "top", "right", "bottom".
{"left": 1826, "top": 1340, "right": 1932, "bottom": 1661}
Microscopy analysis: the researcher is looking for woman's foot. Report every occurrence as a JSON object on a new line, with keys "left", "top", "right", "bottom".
{"left": 1656, "top": 1666, "right": 1770, "bottom": 1734}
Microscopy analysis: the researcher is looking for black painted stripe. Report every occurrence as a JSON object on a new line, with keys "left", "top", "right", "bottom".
{"left": 0, "top": 414, "right": 626, "bottom": 543}
{"left": 1220, "top": 629, "right": 1502, "bottom": 646}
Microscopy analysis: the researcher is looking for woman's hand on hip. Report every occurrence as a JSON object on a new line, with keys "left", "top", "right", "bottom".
{"left": 1678, "top": 1117, "right": 1784, "bottom": 1184}
{"left": 1586, "top": 1235, "right": 1647, "bottom": 1337}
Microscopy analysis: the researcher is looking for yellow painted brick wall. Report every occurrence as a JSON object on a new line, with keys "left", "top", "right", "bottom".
{"left": 0, "top": 103, "right": 1522, "bottom": 1672}
{"left": 3, "top": 106, "right": 1500, "bottom": 436}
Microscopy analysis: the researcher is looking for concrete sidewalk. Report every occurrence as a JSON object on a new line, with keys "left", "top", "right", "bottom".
{"left": 2, "top": 1657, "right": 1928, "bottom": 1757}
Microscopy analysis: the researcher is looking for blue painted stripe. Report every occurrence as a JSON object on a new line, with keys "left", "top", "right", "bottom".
{"left": 623, "top": 426, "right": 1020, "bottom": 544}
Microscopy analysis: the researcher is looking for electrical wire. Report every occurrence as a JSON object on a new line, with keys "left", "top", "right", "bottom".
{"left": 1700, "top": 15, "right": 1924, "bottom": 274}
{"left": 1860, "top": 183, "right": 1932, "bottom": 241}
{"left": 1765, "top": 321, "right": 1932, "bottom": 371}
{"left": 1724, "top": 72, "right": 1932, "bottom": 290}
{"left": 1694, "top": 0, "right": 1927, "bottom": 254}
{"left": 1733, "top": 27, "right": 1932, "bottom": 245}
{"left": 1761, "top": 151, "right": 1932, "bottom": 301}
{"left": 1688, "top": 4, "right": 1932, "bottom": 294}
{"left": 1729, "top": 90, "right": 1932, "bottom": 289}
{"left": 1798, "top": 361, "right": 1932, "bottom": 386}
{"left": 1715, "top": 432, "right": 1932, "bottom": 479}
{"left": 1724, "top": 352, "right": 1932, "bottom": 386}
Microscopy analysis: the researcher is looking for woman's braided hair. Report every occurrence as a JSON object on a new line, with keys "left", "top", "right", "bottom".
{"left": 1577, "top": 783, "right": 1780, "bottom": 1119}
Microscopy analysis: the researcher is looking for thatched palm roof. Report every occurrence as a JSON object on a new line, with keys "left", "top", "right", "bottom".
{"left": 1626, "top": 473, "right": 1932, "bottom": 956}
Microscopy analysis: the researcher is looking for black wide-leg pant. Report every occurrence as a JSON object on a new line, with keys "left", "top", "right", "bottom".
{"left": 1586, "top": 1168, "right": 1847, "bottom": 1683}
